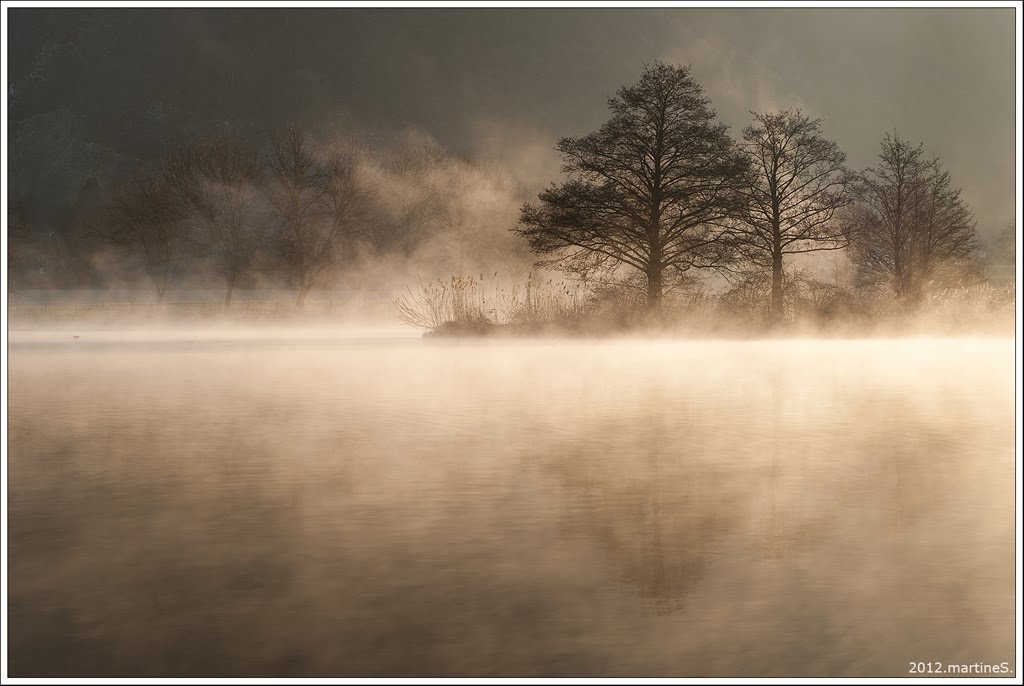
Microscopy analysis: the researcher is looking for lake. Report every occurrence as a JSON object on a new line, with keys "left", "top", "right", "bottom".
{"left": 6, "top": 327, "right": 1017, "bottom": 677}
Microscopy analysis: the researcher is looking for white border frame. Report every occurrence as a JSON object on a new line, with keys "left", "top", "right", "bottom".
{"left": 1, "top": 2, "right": 1020, "bottom": 684}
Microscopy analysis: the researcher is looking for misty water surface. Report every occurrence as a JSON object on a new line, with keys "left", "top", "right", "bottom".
{"left": 7, "top": 328, "right": 1016, "bottom": 677}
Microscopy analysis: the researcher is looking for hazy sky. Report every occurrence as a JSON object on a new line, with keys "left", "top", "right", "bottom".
{"left": 7, "top": 7, "right": 1017, "bottom": 236}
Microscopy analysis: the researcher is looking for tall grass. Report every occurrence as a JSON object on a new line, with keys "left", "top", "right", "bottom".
{"left": 393, "top": 271, "right": 1015, "bottom": 336}
{"left": 393, "top": 273, "right": 586, "bottom": 331}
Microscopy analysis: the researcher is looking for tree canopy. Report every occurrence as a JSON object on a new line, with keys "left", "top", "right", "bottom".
{"left": 851, "top": 133, "right": 977, "bottom": 297}
{"left": 732, "top": 110, "right": 852, "bottom": 322}
{"left": 517, "top": 62, "right": 747, "bottom": 309}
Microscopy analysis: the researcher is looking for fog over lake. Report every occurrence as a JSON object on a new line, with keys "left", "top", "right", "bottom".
{"left": 7, "top": 327, "right": 1015, "bottom": 677}
{"left": 5, "top": 3, "right": 1019, "bottom": 680}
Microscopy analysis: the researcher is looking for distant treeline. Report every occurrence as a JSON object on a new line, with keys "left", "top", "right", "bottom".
{"left": 7, "top": 62, "right": 1016, "bottom": 325}
{"left": 7, "top": 127, "right": 530, "bottom": 306}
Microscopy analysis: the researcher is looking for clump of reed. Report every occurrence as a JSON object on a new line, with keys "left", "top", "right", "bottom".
{"left": 393, "top": 272, "right": 586, "bottom": 332}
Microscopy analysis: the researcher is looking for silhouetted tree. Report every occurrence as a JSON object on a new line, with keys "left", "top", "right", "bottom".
{"left": 988, "top": 220, "right": 1016, "bottom": 266}
{"left": 104, "top": 173, "right": 192, "bottom": 302}
{"left": 732, "top": 110, "right": 852, "bottom": 323}
{"left": 64, "top": 177, "right": 108, "bottom": 288}
{"left": 516, "top": 62, "right": 747, "bottom": 311}
{"left": 369, "top": 134, "right": 447, "bottom": 256}
{"left": 164, "top": 135, "right": 264, "bottom": 308}
{"left": 264, "top": 124, "right": 323, "bottom": 306}
{"left": 373, "top": 155, "right": 443, "bottom": 256}
{"left": 264, "top": 125, "right": 371, "bottom": 307}
{"left": 315, "top": 142, "right": 372, "bottom": 289}
{"left": 850, "top": 133, "right": 978, "bottom": 297}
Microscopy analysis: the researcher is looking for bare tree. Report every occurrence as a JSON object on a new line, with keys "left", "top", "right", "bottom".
{"left": 731, "top": 110, "right": 852, "bottom": 323}
{"left": 355, "top": 137, "right": 448, "bottom": 263}
{"left": 516, "top": 62, "right": 747, "bottom": 311}
{"left": 164, "top": 135, "right": 264, "bottom": 308}
{"left": 433, "top": 159, "right": 528, "bottom": 276}
{"left": 850, "top": 133, "right": 978, "bottom": 297}
{"left": 314, "top": 143, "right": 371, "bottom": 294}
{"left": 369, "top": 140, "right": 529, "bottom": 279}
{"left": 373, "top": 172, "right": 442, "bottom": 257}
{"left": 264, "top": 124, "right": 369, "bottom": 307}
{"left": 987, "top": 220, "right": 1015, "bottom": 266}
{"left": 264, "top": 124, "right": 324, "bottom": 306}
{"left": 104, "top": 172, "right": 192, "bottom": 303}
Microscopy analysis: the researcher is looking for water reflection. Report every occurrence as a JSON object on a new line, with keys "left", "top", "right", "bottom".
{"left": 7, "top": 334, "right": 1016, "bottom": 677}
{"left": 536, "top": 419, "right": 746, "bottom": 614}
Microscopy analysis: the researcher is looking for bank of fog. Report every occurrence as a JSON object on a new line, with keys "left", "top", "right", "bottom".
{"left": 8, "top": 127, "right": 532, "bottom": 313}
{"left": 6, "top": 125, "right": 1014, "bottom": 336}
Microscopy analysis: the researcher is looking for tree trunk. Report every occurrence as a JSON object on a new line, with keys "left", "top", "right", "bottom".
{"left": 646, "top": 226, "right": 663, "bottom": 313}
{"left": 296, "top": 284, "right": 312, "bottom": 308}
{"left": 156, "top": 287, "right": 166, "bottom": 304}
{"left": 646, "top": 266, "right": 663, "bottom": 312}
{"left": 893, "top": 246, "right": 905, "bottom": 297}
{"left": 295, "top": 262, "right": 311, "bottom": 308}
{"left": 902, "top": 269, "right": 924, "bottom": 304}
{"left": 224, "top": 273, "right": 236, "bottom": 310}
{"left": 770, "top": 249, "right": 784, "bottom": 324}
